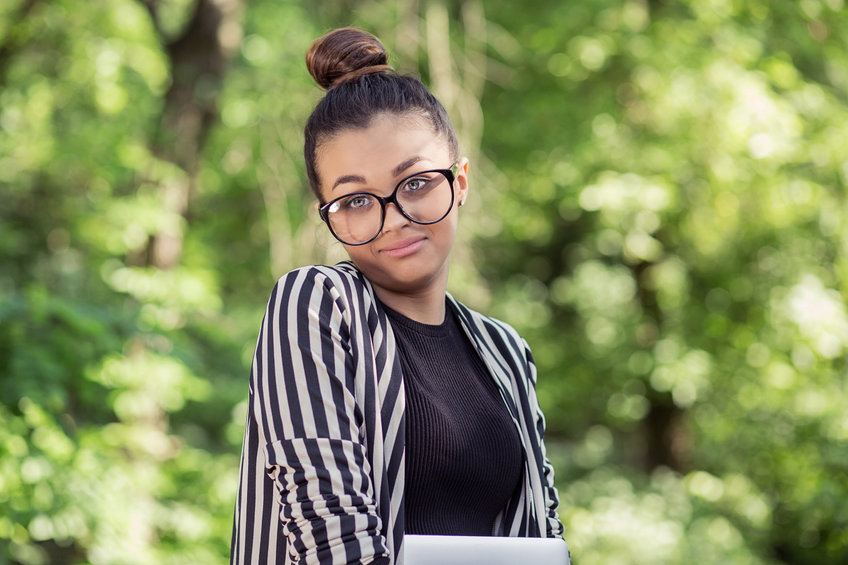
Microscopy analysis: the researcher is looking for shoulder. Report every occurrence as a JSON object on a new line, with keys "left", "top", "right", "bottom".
{"left": 269, "top": 261, "right": 377, "bottom": 322}
{"left": 272, "top": 261, "right": 368, "bottom": 300}
{"left": 448, "top": 296, "right": 530, "bottom": 358}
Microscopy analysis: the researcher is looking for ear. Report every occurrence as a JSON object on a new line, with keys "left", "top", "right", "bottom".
{"left": 455, "top": 157, "right": 469, "bottom": 207}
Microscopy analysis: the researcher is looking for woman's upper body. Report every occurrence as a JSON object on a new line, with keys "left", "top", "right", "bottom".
{"left": 230, "top": 261, "right": 564, "bottom": 565}
{"left": 230, "top": 27, "right": 565, "bottom": 564}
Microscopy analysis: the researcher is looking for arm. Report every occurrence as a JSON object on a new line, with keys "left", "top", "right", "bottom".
{"left": 524, "top": 342, "right": 565, "bottom": 538}
{"left": 231, "top": 268, "right": 390, "bottom": 564}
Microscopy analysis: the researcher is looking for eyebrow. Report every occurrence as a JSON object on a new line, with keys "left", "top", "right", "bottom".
{"left": 330, "top": 156, "right": 425, "bottom": 192}
{"left": 331, "top": 174, "right": 366, "bottom": 191}
{"left": 392, "top": 156, "right": 423, "bottom": 177}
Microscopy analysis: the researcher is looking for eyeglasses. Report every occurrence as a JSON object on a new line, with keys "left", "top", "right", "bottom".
{"left": 319, "top": 164, "right": 458, "bottom": 246}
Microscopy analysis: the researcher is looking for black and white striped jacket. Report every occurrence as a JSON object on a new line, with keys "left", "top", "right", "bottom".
{"left": 230, "top": 262, "right": 564, "bottom": 564}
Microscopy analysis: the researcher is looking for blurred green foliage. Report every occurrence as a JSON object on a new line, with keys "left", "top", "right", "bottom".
{"left": 1, "top": 0, "right": 847, "bottom": 564}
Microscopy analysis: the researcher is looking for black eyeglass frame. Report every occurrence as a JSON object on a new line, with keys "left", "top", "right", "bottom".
{"left": 318, "top": 163, "right": 459, "bottom": 246}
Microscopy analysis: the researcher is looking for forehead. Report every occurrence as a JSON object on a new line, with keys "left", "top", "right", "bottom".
{"left": 316, "top": 114, "right": 450, "bottom": 181}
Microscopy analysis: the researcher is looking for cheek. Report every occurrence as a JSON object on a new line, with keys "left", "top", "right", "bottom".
{"left": 343, "top": 243, "right": 385, "bottom": 274}
{"left": 439, "top": 211, "right": 460, "bottom": 238}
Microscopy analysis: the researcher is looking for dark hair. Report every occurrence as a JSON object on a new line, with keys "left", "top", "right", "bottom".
{"left": 304, "top": 27, "right": 459, "bottom": 200}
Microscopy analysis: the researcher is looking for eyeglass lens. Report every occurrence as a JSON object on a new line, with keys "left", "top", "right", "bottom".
{"left": 325, "top": 170, "right": 453, "bottom": 245}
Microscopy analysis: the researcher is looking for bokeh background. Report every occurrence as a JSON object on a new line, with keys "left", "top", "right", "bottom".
{"left": 2, "top": 0, "right": 848, "bottom": 563}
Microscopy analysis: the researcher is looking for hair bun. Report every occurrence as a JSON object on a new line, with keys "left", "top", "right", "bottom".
{"left": 306, "top": 27, "right": 393, "bottom": 90}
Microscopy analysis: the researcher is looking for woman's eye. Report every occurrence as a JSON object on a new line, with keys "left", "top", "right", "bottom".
{"left": 403, "top": 178, "right": 428, "bottom": 192}
{"left": 343, "top": 195, "right": 372, "bottom": 210}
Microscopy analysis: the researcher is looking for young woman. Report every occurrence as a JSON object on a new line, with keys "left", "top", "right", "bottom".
{"left": 230, "top": 27, "right": 564, "bottom": 565}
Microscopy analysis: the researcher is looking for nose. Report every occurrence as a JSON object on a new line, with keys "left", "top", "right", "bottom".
{"left": 381, "top": 202, "right": 409, "bottom": 233}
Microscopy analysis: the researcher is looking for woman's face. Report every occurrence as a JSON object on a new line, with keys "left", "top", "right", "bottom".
{"left": 316, "top": 113, "right": 468, "bottom": 299}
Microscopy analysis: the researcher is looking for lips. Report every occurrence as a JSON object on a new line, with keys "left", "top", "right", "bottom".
{"left": 380, "top": 236, "right": 426, "bottom": 258}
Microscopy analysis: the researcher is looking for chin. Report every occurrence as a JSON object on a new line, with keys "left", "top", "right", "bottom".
{"left": 356, "top": 258, "right": 449, "bottom": 295}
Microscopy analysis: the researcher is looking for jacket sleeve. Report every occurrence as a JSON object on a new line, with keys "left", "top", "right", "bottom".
{"left": 231, "top": 268, "right": 391, "bottom": 565}
{"left": 524, "top": 340, "right": 565, "bottom": 538}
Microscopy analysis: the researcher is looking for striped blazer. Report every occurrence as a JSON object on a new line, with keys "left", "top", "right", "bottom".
{"left": 230, "top": 261, "right": 565, "bottom": 564}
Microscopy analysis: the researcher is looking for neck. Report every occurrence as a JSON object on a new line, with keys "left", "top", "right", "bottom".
{"left": 372, "top": 279, "right": 448, "bottom": 325}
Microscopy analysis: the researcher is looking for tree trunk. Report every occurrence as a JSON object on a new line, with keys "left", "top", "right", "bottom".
{"left": 145, "top": 0, "right": 244, "bottom": 269}
{"left": 0, "top": 0, "right": 43, "bottom": 87}
{"left": 633, "top": 259, "right": 690, "bottom": 472}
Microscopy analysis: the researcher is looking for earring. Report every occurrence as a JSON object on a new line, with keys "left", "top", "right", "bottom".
{"left": 459, "top": 199, "right": 466, "bottom": 207}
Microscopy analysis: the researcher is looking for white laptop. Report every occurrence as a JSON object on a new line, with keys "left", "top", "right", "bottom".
{"left": 403, "top": 534, "right": 570, "bottom": 565}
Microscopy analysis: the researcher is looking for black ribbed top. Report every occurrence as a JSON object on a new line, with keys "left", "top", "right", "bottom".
{"left": 382, "top": 300, "right": 524, "bottom": 536}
